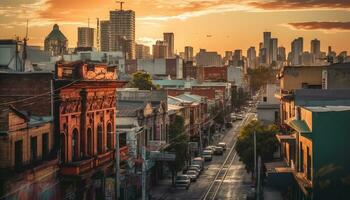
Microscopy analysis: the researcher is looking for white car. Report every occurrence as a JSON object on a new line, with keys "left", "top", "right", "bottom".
{"left": 186, "top": 170, "right": 199, "bottom": 182}
{"left": 202, "top": 150, "right": 213, "bottom": 161}
{"left": 175, "top": 175, "right": 191, "bottom": 189}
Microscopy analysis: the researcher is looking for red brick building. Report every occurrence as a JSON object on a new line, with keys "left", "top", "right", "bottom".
{"left": 203, "top": 66, "right": 227, "bottom": 82}
{"left": 54, "top": 62, "right": 125, "bottom": 199}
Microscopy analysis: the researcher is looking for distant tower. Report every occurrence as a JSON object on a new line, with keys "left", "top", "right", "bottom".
{"left": 77, "top": 27, "right": 94, "bottom": 48}
{"left": 109, "top": 1, "right": 135, "bottom": 59}
{"left": 96, "top": 18, "right": 100, "bottom": 51}
{"left": 44, "top": 24, "right": 68, "bottom": 56}
{"left": 163, "top": 32, "right": 174, "bottom": 58}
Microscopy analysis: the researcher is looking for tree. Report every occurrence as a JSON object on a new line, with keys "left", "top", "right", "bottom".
{"left": 235, "top": 120, "right": 278, "bottom": 173}
{"left": 247, "top": 66, "right": 276, "bottom": 93}
{"left": 167, "top": 115, "right": 189, "bottom": 171}
{"left": 129, "top": 71, "right": 158, "bottom": 90}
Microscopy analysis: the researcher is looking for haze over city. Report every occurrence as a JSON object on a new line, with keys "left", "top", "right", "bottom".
{"left": 1, "top": 0, "right": 350, "bottom": 54}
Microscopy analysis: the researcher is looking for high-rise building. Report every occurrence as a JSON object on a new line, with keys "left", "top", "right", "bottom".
{"left": 195, "top": 49, "right": 222, "bottom": 67}
{"left": 184, "top": 46, "right": 194, "bottom": 61}
{"left": 277, "top": 46, "right": 286, "bottom": 62}
{"left": 263, "top": 32, "right": 271, "bottom": 64}
{"left": 311, "top": 39, "right": 321, "bottom": 57}
{"left": 163, "top": 32, "right": 174, "bottom": 58}
{"left": 270, "top": 38, "right": 278, "bottom": 63}
{"left": 109, "top": 9, "right": 135, "bottom": 59}
{"left": 44, "top": 24, "right": 68, "bottom": 56}
{"left": 77, "top": 27, "right": 94, "bottom": 48}
{"left": 247, "top": 47, "right": 256, "bottom": 69}
{"left": 152, "top": 40, "right": 168, "bottom": 59}
{"left": 100, "top": 20, "right": 110, "bottom": 52}
{"left": 135, "top": 44, "right": 151, "bottom": 59}
{"left": 291, "top": 37, "right": 303, "bottom": 65}
{"left": 223, "top": 51, "right": 233, "bottom": 65}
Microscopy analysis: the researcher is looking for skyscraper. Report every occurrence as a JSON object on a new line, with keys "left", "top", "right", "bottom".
{"left": 77, "top": 27, "right": 94, "bottom": 48}
{"left": 163, "top": 32, "right": 174, "bottom": 58}
{"left": 277, "top": 47, "right": 286, "bottom": 62}
{"left": 100, "top": 20, "right": 110, "bottom": 52}
{"left": 263, "top": 32, "right": 271, "bottom": 64}
{"left": 291, "top": 37, "right": 304, "bottom": 65}
{"left": 270, "top": 38, "right": 278, "bottom": 63}
{"left": 109, "top": 9, "right": 135, "bottom": 59}
{"left": 184, "top": 46, "right": 194, "bottom": 62}
{"left": 135, "top": 44, "right": 151, "bottom": 59}
{"left": 247, "top": 47, "right": 256, "bottom": 69}
{"left": 152, "top": 40, "right": 168, "bottom": 59}
{"left": 311, "top": 39, "right": 321, "bottom": 56}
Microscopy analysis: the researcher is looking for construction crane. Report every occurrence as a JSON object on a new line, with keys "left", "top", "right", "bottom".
{"left": 116, "top": 1, "right": 125, "bottom": 10}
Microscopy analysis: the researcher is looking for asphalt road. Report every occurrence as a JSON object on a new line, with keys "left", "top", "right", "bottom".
{"left": 154, "top": 112, "right": 255, "bottom": 200}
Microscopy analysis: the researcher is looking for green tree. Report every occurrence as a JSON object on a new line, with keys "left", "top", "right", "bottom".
{"left": 129, "top": 71, "right": 158, "bottom": 90}
{"left": 247, "top": 66, "right": 276, "bottom": 93}
{"left": 167, "top": 115, "right": 189, "bottom": 171}
{"left": 235, "top": 120, "right": 278, "bottom": 173}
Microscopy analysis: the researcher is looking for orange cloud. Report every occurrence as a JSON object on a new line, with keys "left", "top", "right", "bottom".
{"left": 249, "top": 0, "right": 350, "bottom": 10}
{"left": 288, "top": 21, "right": 350, "bottom": 31}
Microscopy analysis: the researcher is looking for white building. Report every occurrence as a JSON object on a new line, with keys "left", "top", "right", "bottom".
{"left": 257, "top": 84, "right": 280, "bottom": 124}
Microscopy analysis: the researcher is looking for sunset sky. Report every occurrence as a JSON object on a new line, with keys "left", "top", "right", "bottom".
{"left": 1, "top": 0, "right": 350, "bottom": 55}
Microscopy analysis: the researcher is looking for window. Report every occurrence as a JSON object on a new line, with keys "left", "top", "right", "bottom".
{"left": 97, "top": 125, "right": 103, "bottom": 154}
{"left": 263, "top": 97, "right": 267, "bottom": 102}
{"left": 307, "top": 147, "right": 312, "bottom": 180}
{"left": 72, "top": 129, "right": 79, "bottom": 161}
{"left": 30, "top": 136, "right": 38, "bottom": 162}
{"left": 300, "top": 142, "right": 304, "bottom": 172}
{"left": 107, "top": 123, "right": 113, "bottom": 150}
{"left": 119, "top": 132, "right": 127, "bottom": 148}
{"left": 87, "top": 128, "right": 93, "bottom": 156}
{"left": 15, "top": 140, "right": 23, "bottom": 169}
{"left": 42, "top": 133, "right": 49, "bottom": 159}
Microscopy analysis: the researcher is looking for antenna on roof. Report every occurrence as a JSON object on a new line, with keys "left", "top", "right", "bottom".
{"left": 88, "top": 18, "right": 90, "bottom": 28}
{"left": 116, "top": 1, "right": 125, "bottom": 10}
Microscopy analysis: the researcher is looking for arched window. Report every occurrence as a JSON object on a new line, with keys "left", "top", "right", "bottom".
{"left": 87, "top": 128, "right": 93, "bottom": 156}
{"left": 107, "top": 123, "right": 113, "bottom": 150}
{"left": 60, "top": 134, "right": 66, "bottom": 163}
{"left": 97, "top": 125, "right": 103, "bottom": 154}
{"left": 72, "top": 129, "right": 79, "bottom": 161}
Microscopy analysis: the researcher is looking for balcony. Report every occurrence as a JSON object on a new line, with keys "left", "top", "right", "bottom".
{"left": 61, "top": 158, "right": 95, "bottom": 176}
{"left": 95, "top": 150, "right": 115, "bottom": 167}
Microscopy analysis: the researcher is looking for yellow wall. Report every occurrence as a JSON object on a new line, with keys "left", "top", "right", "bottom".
{"left": 281, "top": 66, "right": 323, "bottom": 91}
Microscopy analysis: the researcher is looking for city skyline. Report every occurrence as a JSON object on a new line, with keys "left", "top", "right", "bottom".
{"left": 0, "top": 0, "right": 350, "bottom": 55}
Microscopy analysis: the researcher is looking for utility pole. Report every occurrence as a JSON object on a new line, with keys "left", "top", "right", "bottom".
{"left": 142, "top": 146, "right": 146, "bottom": 200}
{"left": 115, "top": 131, "right": 120, "bottom": 200}
{"left": 257, "top": 156, "right": 261, "bottom": 200}
{"left": 254, "top": 131, "right": 257, "bottom": 185}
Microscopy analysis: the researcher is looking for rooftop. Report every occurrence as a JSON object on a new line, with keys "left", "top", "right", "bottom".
{"left": 303, "top": 105, "right": 350, "bottom": 112}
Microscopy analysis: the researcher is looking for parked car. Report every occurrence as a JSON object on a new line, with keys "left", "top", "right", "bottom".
{"left": 202, "top": 150, "right": 213, "bottom": 161}
{"left": 217, "top": 142, "right": 227, "bottom": 151}
{"left": 175, "top": 175, "right": 191, "bottom": 189}
{"left": 192, "top": 157, "right": 204, "bottom": 171}
{"left": 188, "top": 165, "right": 201, "bottom": 174}
{"left": 213, "top": 146, "right": 224, "bottom": 155}
{"left": 236, "top": 114, "right": 243, "bottom": 120}
{"left": 186, "top": 170, "right": 199, "bottom": 182}
{"left": 204, "top": 146, "right": 215, "bottom": 154}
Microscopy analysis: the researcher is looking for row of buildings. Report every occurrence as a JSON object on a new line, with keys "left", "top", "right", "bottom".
{"left": 256, "top": 62, "right": 350, "bottom": 199}
{"left": 0, "top": 59, "right": 233, "bottom": 199}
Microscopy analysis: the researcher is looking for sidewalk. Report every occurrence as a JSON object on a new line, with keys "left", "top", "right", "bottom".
{"left": 149, "top": 178, "right": 174, "bottom": 199}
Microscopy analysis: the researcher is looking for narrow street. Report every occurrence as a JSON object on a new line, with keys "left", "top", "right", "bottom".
{"left": 150, "top": 112, "right": 256, "bottom": 200}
